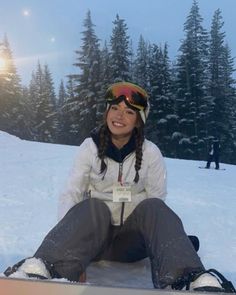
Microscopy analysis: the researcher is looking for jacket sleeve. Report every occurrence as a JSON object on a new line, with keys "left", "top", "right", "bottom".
{"left": 145, "top": 143, "right": 167, "bottom": 200}
{"left": 57, "top": 138, "right": 93, "bottom": 221}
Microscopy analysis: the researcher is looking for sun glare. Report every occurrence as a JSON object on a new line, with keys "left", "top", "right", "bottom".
{"left": 22, "top": 9, "right": 30, "bottom": 17}
{"left": 0, "top": 57, "right": 6, "bottom": 72}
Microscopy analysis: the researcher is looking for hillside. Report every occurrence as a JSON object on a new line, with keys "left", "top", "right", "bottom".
{"left": 0, "top": 131, "right": 235, "bottom": 288}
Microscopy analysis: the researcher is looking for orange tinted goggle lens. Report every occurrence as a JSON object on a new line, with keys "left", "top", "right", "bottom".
{"left": 105, "top": 83, "right": 148, "bottom": 111}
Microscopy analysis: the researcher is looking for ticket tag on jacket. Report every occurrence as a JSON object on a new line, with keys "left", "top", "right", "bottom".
{"left": 113, "top": 183, "right": 132, "bottom": 202}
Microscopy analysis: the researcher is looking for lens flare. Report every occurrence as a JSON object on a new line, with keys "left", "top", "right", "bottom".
{"left": 22, "top": 9, "right": 30, "bottom": 17}
{"left": 0, "top": 57, "right": 6, "bottom": 72}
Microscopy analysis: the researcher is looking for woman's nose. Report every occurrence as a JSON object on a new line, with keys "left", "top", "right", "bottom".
{"left": 117, "top": 109, "right": 124, "bottom": 117}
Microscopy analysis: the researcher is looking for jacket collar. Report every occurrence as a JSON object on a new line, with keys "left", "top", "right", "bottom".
{"left": 91, "top": 127, "right": 136, "bottom": 163}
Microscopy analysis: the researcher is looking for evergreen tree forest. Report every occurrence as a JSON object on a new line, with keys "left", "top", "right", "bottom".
{"left": 0, "top": 1, "right": 236, "bottom": 164}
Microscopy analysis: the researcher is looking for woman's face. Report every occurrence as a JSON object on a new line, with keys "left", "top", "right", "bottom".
{"left": 106, "top": 101, "right": 138, "bottom": 140}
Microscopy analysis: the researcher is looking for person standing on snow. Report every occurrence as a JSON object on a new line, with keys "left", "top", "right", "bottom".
{"left": 4, "top": 82, "right": 234, "bottom": 292}
{"left": 205, "top": 138, "right": 220, "bottom": 170}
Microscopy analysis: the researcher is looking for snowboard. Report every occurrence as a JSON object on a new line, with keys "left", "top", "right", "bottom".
{"left": 198, "top": 167, "right": 226, "bottom": 171}
{"left": 0, "top": 277, "right": 228, "bottom": 295}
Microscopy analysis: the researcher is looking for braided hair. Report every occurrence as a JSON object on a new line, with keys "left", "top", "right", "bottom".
{"left": 97, "top": 110, "right": 145, "bottom": 183}
{"left": 133, "top": 123, "right": 145, "bottom": 183}
{"left": 97, "top": 123, "right": 110, "bottom": 177}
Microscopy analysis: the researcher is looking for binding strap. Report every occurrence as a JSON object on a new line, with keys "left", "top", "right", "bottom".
{"left": 172, "top": 269, "right": 236, "bottom": 293}
{"left": 207, "top": 269, "right": 236, "bottom": 293}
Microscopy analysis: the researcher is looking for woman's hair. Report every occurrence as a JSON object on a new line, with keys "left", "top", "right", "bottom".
{"left": 97, "top": 110, "right": 145, "bottom": 183}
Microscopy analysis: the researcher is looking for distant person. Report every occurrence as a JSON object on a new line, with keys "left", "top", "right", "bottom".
{"left": 4, "top": 83, "right": 234, "bottom": 292}
{"left": 206, "top": 139, "right": 220, "bottom": 170}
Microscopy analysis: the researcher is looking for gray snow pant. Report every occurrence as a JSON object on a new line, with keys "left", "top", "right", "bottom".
{"left": 34, "top": 198, "right": 204, "bottom": 288}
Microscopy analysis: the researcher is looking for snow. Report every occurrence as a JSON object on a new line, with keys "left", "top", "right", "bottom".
{"left": 0, "top": 130, "right": 235, "bottom": 289}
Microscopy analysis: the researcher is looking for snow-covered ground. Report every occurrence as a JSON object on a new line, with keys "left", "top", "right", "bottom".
{"left": 0, "top": 131, "right": 235, "bottom": 288}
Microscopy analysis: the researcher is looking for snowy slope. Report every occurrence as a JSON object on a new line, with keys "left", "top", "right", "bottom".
{"left": 0, "top": 131, "right": 235, "bottom": 288}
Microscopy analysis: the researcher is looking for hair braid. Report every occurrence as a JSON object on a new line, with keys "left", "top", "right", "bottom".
{"left": 97, "top": 124, "right": 110, "bottom": 175}
{"left": 134, "top": 126, "right": 145, "bottom": 183}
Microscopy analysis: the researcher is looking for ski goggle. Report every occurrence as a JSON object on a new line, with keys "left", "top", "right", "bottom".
{"left": 105, "top": 82, "right": 150, "bottom": 123}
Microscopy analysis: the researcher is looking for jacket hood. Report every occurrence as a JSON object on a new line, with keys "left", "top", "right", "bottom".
{"left": 90, "top": 127, "right": 136, "bottom": 163}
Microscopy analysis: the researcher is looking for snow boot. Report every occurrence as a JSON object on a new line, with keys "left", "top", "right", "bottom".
{"left": 189, "top": 271, "right": 223, "bottom": 292}
{"left": 4, "top": 257, "right": 51, "bottom": 280}
{"left": 172, "top": 269, "right": 236, "bottom": 293}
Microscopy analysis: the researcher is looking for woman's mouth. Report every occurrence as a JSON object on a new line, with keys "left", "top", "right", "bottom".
{"left": 112, "top": 121, "right": 125, "bottom": 127}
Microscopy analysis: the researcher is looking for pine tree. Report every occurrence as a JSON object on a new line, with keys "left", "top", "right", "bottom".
{"left": 71, "top": 10, "right": 102, "bottom": 143}
{"left": 110, "top": 14, "right": 131, "bottom": 82}
{"left": 129, "top": 39, "right": 135, "bottom": 82}
{"left": 57, "top": 80, "right": 68, "bottom": 144}
{"left": 221, "top": 44, "right": 236, "bottom": 163}
{"left": 100, "top": 41, "right": 113, "bottom": 88}
{"left": 58, "top": 76, "right": 77, "bottom": 144}
{"left": 58, "top": 80, "right": 67, "bottom": 109}
{"left": 133, "top": 35, "right": 150, "bottom": 89}
{"left": 19, "top": 85, "right": 35, "bottom": 139}
{"left": 148, "top": 43, "right": 177, "bottom": 156}
{"left": 175, "top": 0, "right": 209, "bottom": 159}
{"left": 98, "top": 41, "right": 112, "bottom": 123}
{"left": 208, "top": 9, "right": 236, "bottom": 163}
{"left": 0, "top": 35, "right": 25, "bottom": 137}
{"left": 148, "top": 43, "right": 163, "bottom": 142}
{"left": 42, "top": 64, "right": 58, "bottom": 140}
{"left": 29, "top": 62, "right": 57, "bottom": 143}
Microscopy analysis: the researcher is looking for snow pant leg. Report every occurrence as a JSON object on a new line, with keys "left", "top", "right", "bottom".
{"left": 34, "top": 198, "right": 112, "bottom": 281}
{"left": 214, "top": 154, "right": 220, "bottom": 169}
{"left": 99, "top": 225, "right": 147, "bottom": 262}
{"left": 121, "top": 198, "right": 204, "bottom": 288}
{"left": 206, "top": 155, "right": 213, "bottom": 168}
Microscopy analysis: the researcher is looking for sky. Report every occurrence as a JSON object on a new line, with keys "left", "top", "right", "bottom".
{"left": 0, "top": 0, "right": 236, "bottom": 91}
{"left": 0, "top": 130, "right": 235, "bottom": 288}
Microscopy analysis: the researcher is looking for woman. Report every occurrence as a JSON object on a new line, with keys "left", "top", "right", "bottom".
{"left": 4, "top": 82, "right": 229, "bottom": 292}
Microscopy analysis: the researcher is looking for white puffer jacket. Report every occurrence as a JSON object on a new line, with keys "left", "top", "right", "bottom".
{"left": 58, "top": 137, "right": 167, "bottom": 225}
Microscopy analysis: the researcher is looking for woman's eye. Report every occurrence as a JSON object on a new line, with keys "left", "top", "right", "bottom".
{"left": 126, "top": 110, "right": 135, "bottom": 115}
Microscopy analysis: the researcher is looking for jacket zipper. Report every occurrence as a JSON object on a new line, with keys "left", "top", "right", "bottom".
{"left": 118, "top": 162, "right": 125, "bottom": 226}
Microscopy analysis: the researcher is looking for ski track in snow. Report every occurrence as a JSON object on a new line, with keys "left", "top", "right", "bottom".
{"left": 0, "top": 131, "right": 235, "bottom": 288}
